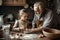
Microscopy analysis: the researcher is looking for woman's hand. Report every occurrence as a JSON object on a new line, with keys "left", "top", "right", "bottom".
{"left": 28, "top": 27, "right": 43, "bottom": 33}
{"left": 28, "top": 28, "right": 37, "bottom": 33}
{"left": 38, "top": 34, "right": 45, "bottom": 38}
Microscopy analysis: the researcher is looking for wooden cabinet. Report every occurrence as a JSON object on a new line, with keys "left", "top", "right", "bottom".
{"left": 3, "top": 0, "right": 26, "bottom": 6}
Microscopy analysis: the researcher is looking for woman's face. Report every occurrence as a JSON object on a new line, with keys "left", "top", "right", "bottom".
{"left": 20, "top": 13, "right": 28, "bottom": 21}
{"left": 34, "top": 6, "right": 42, "bottom": 14}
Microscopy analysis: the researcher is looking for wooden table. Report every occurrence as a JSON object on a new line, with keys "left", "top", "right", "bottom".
{"left": 3, "top": 31, "right": 60, "bottom": 40}
{"left": 9, "top": 31, "right": 51, "bottom": 40}
{"left": 40, "top": 37, "right": 51, "bottom": 40}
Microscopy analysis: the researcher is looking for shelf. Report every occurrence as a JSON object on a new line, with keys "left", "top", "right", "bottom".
{"left": 3, "top": 0, "right": 27, "bottom": 6}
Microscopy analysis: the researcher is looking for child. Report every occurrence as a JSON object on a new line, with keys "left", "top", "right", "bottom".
{"left": 13, "top": 9, "right": 29, "bottom": 31}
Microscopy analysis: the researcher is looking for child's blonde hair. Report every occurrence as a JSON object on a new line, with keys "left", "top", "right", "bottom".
{"left": 18, "top": 9, "right": 28, "bottom": 19}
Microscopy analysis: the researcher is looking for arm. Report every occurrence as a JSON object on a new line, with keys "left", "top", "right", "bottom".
{"left": 13, "top": 20, "right": 19, "bottom": 31}
{"left": 32, "top": 15, "right": 36, "bottom": 28}
{"left": 42, "top": 10, "right": 57, "bottom": 29}
{"left": 42, "top": 10, "right": 53, "bottom": 28}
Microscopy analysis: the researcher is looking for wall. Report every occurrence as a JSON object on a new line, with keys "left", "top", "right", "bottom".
{"left": 0, "top": 0, "right": 2, "bottom": 5}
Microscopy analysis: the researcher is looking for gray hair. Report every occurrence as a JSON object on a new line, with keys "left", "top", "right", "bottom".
{"left": 34, "top": 2, "right": 45, "bottom": 10}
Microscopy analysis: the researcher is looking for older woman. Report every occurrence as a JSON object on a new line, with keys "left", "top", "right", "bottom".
{"left": 29, "top": 2, "right": 58, "bottom": 33}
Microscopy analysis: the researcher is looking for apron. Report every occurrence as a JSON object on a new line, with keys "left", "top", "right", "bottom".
{"left": 35, "top": 16, "right": 44, "bottom": 28}
{"left": 35, "top": 9, "right": 47, "bottom": 28}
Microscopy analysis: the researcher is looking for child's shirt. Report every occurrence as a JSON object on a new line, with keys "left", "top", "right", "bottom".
{"left": 13, "top": 19, "right": 28, "bottom": 31}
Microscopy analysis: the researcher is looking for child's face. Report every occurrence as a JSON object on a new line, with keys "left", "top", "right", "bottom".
{"left": 20, "top": 13, "right": 28, "bottom": 21}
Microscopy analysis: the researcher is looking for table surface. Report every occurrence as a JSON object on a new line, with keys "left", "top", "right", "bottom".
{"left": 2, "top": 30, "right": 60, "bottom": 40}
{"left": 9, "top": 31, "right": 51, "bottom": 40}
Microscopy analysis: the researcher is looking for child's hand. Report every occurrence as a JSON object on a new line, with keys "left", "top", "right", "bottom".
{"left": 19, "top": 27, "right": 25, "bottom": 31}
